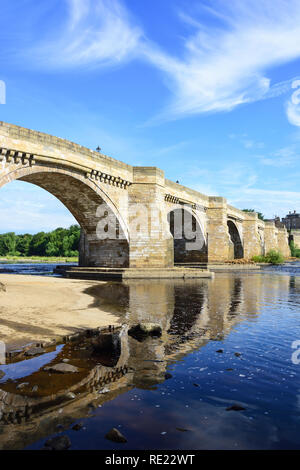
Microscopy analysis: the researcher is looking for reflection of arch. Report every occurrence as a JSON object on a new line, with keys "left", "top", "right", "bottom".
{"left": 227, "top": 220, "right": 244, "bottom": 259}
{"left": 167, "top": 206, "right": 207, "bottom": 263}
{"left": 0, "top": 166, "right": 130, "bottom": 267}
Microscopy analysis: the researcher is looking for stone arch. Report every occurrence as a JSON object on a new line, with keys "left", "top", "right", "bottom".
{"left": 0, "top": 165, "right": 130, "bottom": 267}
{"left": 227, "top": 220, "right": 244, "bottom": 259}
{"left": 167, "top": 205, "right": 207, "bottom": 263}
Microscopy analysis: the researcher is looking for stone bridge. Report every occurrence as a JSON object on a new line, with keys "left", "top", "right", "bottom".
{"left": 0, "top": 121, "right": 290, "bottom": 267}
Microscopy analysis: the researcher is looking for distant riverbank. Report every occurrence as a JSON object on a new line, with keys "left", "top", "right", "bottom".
{"left": 0, "top": 256, "right": 78, "bottom": 264}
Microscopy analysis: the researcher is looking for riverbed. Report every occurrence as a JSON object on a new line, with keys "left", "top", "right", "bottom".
{"left": 0, "top": 262, "right": 299, "bottom": 450}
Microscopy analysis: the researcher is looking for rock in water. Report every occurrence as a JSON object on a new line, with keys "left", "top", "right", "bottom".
{"left": 139, "top": 323, "right": 162, "bottom": 335}
{"left": 72, "top": 423, "right": 83, "bottom": 431}
{"left": 226, "top": 404, "right": 246, "bottom": 411}
{"left": 0, "top": 370, "right": 5, "bottom": 380}
{"left": 128, "top": 323, "right": 162, "bottom": 341}
{"left": 25, "top": 347, "right": 45, "bottom": 356}
{"left": 0, "top": 282, "right": 6, "bottom": 293}
{"left": 44, "top": 363, "right": 79, "bottom": 374}
{"left": 44, "top": 435, "right": 71, "bottom": 450}
{"left": 105, "top": 428, "right": 127, "bottom": 443}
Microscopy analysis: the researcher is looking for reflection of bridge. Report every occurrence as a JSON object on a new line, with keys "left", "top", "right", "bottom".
{"left": 0, "top": 122, "right": 290, "bottom": 268}
{"left": 0, "top": 274, "right": 292, "bottom": 449}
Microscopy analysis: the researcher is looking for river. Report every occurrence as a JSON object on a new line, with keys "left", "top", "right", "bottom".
{"left": 0, "top": 262, "right": 299, "bottom": 450}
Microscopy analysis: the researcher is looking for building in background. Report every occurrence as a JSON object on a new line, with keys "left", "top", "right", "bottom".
{"left": 281, "top": 211, "right": 300, "bottom": 247}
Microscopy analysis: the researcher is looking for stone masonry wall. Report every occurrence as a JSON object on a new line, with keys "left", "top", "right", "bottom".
{"left": 0, "top": 122, "right": 290, "bottom": 267}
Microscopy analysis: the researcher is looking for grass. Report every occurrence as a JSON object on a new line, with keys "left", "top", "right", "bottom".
{"left": 0, "top": 255, "right": 78, "bottom": 264}
{"left": 252, "top": 250, "right": 285, "bottom": 265}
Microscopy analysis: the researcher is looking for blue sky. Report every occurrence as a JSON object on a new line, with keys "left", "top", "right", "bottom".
{"left": 1, "top": 0, "right": 300, "bottom": 233}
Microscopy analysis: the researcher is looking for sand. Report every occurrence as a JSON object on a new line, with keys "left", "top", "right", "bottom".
{"left": 0, "top": 275, "right": 121, "bottom": 351}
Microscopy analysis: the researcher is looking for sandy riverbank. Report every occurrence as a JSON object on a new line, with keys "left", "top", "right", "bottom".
{"left": 0, "top": 275, "right": 120, "bottom": 351}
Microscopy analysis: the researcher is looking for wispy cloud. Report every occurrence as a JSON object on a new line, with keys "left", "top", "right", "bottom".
{"left": 23, "top": 0, "right": 300, "bottom": 121}
{"left": 29, "top": 0, "right": 142, "bottom": 69}
{"left": 142, "top": 0, "right": 300, "bottom": 119}
{"left": 259, "top": 145, "right": 300, "bottom": 167}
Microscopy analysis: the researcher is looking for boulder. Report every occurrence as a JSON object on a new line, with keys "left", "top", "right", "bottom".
{"left": 44, "top": 435, "right": 71, "bottom": 450}
{"left": 44, "top": 363, "right": 79, "bottom": 374}
{"left": 128, "top": 323, "right": 162, "bottom": 342}
{"left": 25, "top": 347, "right": 45, "bottom": 357}
{"left": 105, "top": 428, "right": 127, "bottom": 443}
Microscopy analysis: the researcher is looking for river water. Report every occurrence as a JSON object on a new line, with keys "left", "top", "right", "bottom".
{"left": 0, "top": 262, "right": 300, "bottom": 450}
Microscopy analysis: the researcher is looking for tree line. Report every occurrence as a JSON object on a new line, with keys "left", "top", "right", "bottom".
{"left": 0, "top": 225, "right": 80, "bottom": 257}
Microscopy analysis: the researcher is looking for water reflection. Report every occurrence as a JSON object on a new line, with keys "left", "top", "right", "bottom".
{"left": 0, "top": 272, "right": 300, "bottom": 450}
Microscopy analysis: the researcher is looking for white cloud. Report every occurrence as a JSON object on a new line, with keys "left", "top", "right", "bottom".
{"left": 22, "top": 0, "right": 300, "bottom": 121}
{"left": 142, "top": 0, "right": 300, "bottom": 119}
{"left": 29, "top": 0, "right": 142, "bottom": 69}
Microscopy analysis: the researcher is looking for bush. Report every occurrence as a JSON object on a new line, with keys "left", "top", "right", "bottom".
{"left": 252, "top": 255, "right": 265, "bottom": 263}
{"left": 290, "top": 241, "right": 300, "bottom": 258}
{"left": 265, "top": 250, "right": 284, "bottom": 264}
{"left": 252, "top": 250, "right": 284, "bottom": 264}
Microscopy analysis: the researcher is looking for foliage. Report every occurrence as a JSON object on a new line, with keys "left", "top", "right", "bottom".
{"left": 252, "top": 250, "right": 285, "bottom": 264}
{"left": 0, "top": 225, "right": 80, "bottom": 258}
{"left": 290, "top": 240, "right": 300, "bottom": 258}
{"left": 242, "top": 208, "right": 265, "bottom": 221}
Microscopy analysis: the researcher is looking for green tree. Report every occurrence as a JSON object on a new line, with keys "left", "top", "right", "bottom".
{"left": 242, "top": 208, "right": 265, "bottom": 221}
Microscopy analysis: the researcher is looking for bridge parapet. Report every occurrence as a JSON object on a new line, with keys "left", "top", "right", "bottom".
{"left": 0, "top": 121, "right": 133, "bottom": 183}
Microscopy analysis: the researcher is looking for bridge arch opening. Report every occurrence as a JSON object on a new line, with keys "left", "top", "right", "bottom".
{"left": 0, "top": 167, "right": 129, "bottom": 267}
{"left": 167, "top": 207, "right": 207, "bottom": 263}
{"left": 227, "top": 220, "right": 244, "bottom": 259}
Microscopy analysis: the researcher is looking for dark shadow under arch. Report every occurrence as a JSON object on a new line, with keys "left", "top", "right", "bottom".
{"left": 168, "top": 207, "right": 207, "bottom": 263}
{"left": 227, "top": 220, "right": 244, "bottom": 259}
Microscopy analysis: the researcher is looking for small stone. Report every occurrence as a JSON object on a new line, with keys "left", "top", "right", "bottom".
{"left": 25, "top": 347, "right": 45, "bottom": 357}
{"left": 66, "top": 392, "right": 76, "bottom": 399}
{"left": 176, "top": 427, "right": 189, "bottom": 432}
{"left": 62, "top": 359, "right": 70, "bottom": 363}
{"left": 0, "top": 282, "right": 6, "bottom": 292}
{"left": 31, "top": 385, "right": 38, "bottom": 392}
{"left": 44, "top": 363, "right": 79, "bottom": 374}
{"left": 16, "top": 382, "right": 29, "bottom": 390}
{"left": 216, "top": 349, "right": 224, "bottom": 353}
{"left": 0, "top": 370, "right": 5, "bottom": 380}
{"left": 234, "top": 352, "right": 242, "bottom": 357}
{"left": 226, "top": 368, "right": 234, "bottom": 371}
{"left": 105, "top": 428, "right": 127, "bottom": 443}
{"left": 164, "top": 373, "right": 172, "bottom": 380}
{"left": 72, "top": 423, "right": 83, "bottom": 431}
{"left": 226, "top": 404, "right": 246, "bottom": 411}
{"left": 193, "top": 383, "right": 199, "bottom": 387}
{"left": 44, "top": 435, "right": 71, "bottom": 450}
